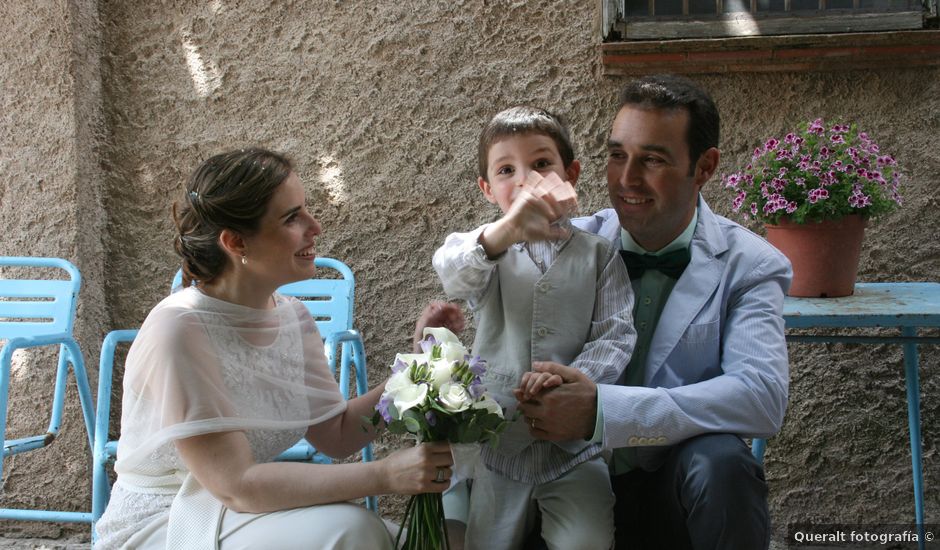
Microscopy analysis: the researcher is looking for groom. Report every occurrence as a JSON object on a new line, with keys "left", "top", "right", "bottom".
{"left": 515, "top": 74, "right": 792, "bottom": 549}
{"left": 420, "top": 74, "right": 791, "bottom": 549}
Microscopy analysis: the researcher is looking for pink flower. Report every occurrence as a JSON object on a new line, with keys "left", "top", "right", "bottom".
{"left": 829, "top": 134, "right": 845, "bottom": 144}
{"left": 764, "top": 138, "right": 780, "bottom": 151}
{"left": 849, "top": 192, "right": 872, "bottom": 208}
{"left": 807, "top": 188, "right": 830, "bottom": 204}
{"left": 877, "top": 155, "right": 897, "bottom": 167}
{"left": 808, "top": 118, "right": 825, "bottom": 135}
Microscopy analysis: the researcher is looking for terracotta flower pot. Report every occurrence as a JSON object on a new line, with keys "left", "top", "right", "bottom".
{"left": 764, "top": 215, "right": 867, "bottom": 298}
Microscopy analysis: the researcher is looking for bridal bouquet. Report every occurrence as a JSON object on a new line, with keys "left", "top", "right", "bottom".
{"left": 371, "top": 327, "right": 507, "bottom": 550}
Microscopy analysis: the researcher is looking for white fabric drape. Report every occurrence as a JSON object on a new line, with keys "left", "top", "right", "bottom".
{"left": 97, "top": 287, "right": 347, "bottom": 549}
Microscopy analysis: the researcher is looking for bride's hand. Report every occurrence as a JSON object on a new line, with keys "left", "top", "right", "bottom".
{"left": 380, "top": 441, "right": 454, "bottom": 495}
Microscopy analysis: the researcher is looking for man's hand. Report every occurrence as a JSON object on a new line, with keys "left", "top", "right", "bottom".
{"left": 515, "top": 361, "right": 598, "bottom": 441}
{"left": 413, "top": 301, "right": 466, "bottom": 352}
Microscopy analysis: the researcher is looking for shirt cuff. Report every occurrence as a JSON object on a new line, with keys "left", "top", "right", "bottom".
{"left": 589, "top": 388, "right": 604, "bottom": 444}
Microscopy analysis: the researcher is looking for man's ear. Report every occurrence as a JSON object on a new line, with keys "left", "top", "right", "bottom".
{"left": 693, "top": 147, "right": 720, "bottom": 188}
{"left": 218, "top": 228, "right": 246, "bottom": 260}
{"left": 478, "top": 177, "right": 498, "bottom": 205}
{"left": 565, "top": 160, "right": 581, "bottom": 187}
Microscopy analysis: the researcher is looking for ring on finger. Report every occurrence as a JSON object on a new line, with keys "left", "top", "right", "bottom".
{"left": 434, "top": 467, "right": 446, "bottom": 483}
{"left": 530, "top": 417, "right": 537, "bottom": 430}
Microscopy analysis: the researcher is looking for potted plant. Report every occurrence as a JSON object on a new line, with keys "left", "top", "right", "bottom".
{"left": 723, "top": 118, "right": 903, "bottom": 297}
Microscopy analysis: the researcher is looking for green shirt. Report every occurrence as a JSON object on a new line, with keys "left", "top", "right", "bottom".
{"left": 592, "top": 210, "right": 698, "bottom": 475}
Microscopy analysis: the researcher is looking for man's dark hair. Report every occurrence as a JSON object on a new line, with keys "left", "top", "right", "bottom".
{"left": 619, "top": 74, "right": 720, "bottom": 168}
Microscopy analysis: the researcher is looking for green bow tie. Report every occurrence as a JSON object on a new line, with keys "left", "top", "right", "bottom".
{"left": 620, "top": 248, "right": 691, "bottom": 280}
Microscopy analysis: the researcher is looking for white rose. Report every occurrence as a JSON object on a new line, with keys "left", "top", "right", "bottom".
{"left": 423, "top": 326, "right": 461, "bottom": 345}
{"left": 393, "top": 382, "right": 429, "bottom": 413}
{"left": 439, "top": 341, "right": 468, "bottom": 363}
{"left": 428, "top": 359, "right": 454, "bottom": 389}
{"left": 438, "top": 382, "right": 471, "bottom": 412}
{"left": 472, "top": 395, "right": 504, "bottom": 417}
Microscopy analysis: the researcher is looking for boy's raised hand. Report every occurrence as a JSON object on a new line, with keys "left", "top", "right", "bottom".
{"left": 532, "top": 174, "right": 578, "bottom": 216}
{"left": 479, "top": 172, "right": 570, "bottom": 257}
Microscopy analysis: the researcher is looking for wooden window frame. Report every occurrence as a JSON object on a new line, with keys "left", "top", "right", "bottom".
{"left": 600, "top": 0, "right": 940, "bottom": 74}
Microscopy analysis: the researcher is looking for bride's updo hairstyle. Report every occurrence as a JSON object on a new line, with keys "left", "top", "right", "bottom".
{"left": 173, "top": 147, "right": 293, "bottom": 287}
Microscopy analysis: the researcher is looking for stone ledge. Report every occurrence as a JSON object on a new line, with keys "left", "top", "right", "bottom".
{"left": 601, "top": 30, "right": 940, "bottom": 75}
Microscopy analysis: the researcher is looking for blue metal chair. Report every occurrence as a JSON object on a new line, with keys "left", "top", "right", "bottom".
{"left": 752, "top": 437, "right": 766, "bottom": 464}
{"left": 0, "top": 257, "right": 96, "bottom": 524}
{"left": 93, "top": 258, "right": 375, "bottom": 538}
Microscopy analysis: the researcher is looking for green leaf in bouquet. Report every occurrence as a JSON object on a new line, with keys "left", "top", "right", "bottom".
{"left": 428, "top": 400, "right": 451, "bottom": 415}
{"left": 460, "top": 421, "right": 483, "bottom": 443}
{"left": 402, "top": 409, "right": 429, "bottom": 434}
{"left": 387, "top": 420, "right": 408, "bottom": 435}
{"left": 403, "top": 416, "right": 421, "bottom": 433}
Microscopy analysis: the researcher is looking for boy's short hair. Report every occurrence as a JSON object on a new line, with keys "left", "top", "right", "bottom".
{"left": 618, "top": 74, "right": 720, "bottom": 169}
{"left": 477, "top": 106, "right": 575, "bottom": 180}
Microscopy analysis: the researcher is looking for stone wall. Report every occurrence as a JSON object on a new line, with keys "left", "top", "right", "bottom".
{"left": 1, "top": 0, "right": 937, "bottom": 542}
{"left": 0, "top": 0, "right": 107, "bottom": 539}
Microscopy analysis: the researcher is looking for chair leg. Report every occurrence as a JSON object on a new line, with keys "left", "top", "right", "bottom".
{"left": 65, "top": 341, "right": 96, "bottom": 451}
{"left": 47, "top": 345, "right": 71, "bottom": 439}
{"left": 0, "top": 345, "right": 12, "bottom": 473}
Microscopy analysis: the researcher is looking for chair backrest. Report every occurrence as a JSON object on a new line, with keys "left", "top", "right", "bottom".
{"left": 1, "top": 257, "right": 95, "bottom": 526}
{"left": 170, "top": 257, "right": 355, "bottom": 338}
{"left": 0, "top": 257, "right": 81, "bottom": 339}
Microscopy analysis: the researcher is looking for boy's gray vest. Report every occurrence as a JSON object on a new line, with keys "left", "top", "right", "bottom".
{"left": 472, "top": 228, "right": 611, "bottom": 480}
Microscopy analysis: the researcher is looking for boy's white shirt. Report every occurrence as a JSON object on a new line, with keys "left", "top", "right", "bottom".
{"left": 433, "top": 224, "right": 564, "bottom": 307}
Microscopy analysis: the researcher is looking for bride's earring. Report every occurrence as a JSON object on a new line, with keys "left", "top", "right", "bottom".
{"left": 241, "top": 254, "right": 248, "bottom": 265}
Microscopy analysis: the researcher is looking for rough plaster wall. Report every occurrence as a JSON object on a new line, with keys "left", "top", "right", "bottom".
{"left": 1, "top": 0, "right": 108, "bottom": 539}
{"left": 707, "top": 71, "right": 940, "bottom": 532}
{"left": 1, "top": 0, "right": 936, "bottom": 543}
{"left": 97, "top": 0, "right": 939, "bottom": 538}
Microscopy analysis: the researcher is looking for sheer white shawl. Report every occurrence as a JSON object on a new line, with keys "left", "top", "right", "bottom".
{"left": 116, "top": 286, "right": 346, "bottom": 474}
{"left": 111, "top": 287, "right": 348, "bottom": 547}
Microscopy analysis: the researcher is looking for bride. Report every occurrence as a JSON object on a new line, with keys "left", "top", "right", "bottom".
{"left": 95, "top": 147, "right": 455, "bottom": 549}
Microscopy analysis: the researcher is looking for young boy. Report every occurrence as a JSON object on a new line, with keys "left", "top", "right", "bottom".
{"left": 433, "top": 106, "right": 636, "bottom": 549}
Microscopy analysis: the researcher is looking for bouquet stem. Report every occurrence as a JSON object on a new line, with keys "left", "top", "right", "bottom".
{"left": 395, "top": 492, "right": 451, "bottom": 550}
